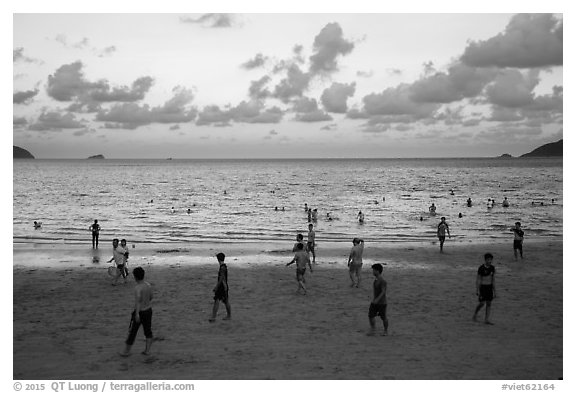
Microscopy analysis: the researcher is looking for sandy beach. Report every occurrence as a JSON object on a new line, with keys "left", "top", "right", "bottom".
{"left": 13, "top": 239, "right": 562, "bottom": 380}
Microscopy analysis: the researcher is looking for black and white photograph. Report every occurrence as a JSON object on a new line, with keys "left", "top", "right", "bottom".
{"left": 9, "top": 1, "right": 567, "bottom": 388}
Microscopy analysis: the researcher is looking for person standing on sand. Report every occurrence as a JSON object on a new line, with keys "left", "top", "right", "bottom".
{"left": 510, "top": 222, "right": 524, "bottom": 260}
{"left": 120, "top": 239, "right": 130, "bottom": 278}
{"left": 286, "top": 242, "right": 313, "bottom": 295}
{"left": 347, "top": 238, "right": 364, "bottom": 288}
{"left": 437, "top": 217, "right": 451, "bottom": 252}
{"left": 90, "top": 219, "right": 101, "bottom": 248}
{"left": 120, "top": 267, "right": 153, "bottom": 357}
{"left": 307, "top": 223, "right": 316, "bottom": 264}
{"left": 367, "top": 263, "right": 388, "bottom": 336}
{"left": 473, "top": 253, "right": 496, "bottom": 325}
{"left": 209, "top": 252, "right": 231, "bottom": 322}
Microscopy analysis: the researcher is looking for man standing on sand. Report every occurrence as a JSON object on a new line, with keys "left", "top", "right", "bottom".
{"left": 307, "top": 223, "right": 316, "bottom": 264}
{"left": 347, "top": 238, "right": 364, "bottom": 288}
{"left": 437, "top": 217, "right": 451, "bottom": 252}
{"left": 90, "top": 219, "right": 101, "bottom": 248}
{"left": 120, "top": 267, "right": 153, "bottom": 357}
{"left": 510, "top": 222, "right": 524, "bottom": 260}
{"left": 209, "top": 252, "right": 231, "bottom": 322}
{"left": 286, "top": 242, "right": 313, "bottom": 295}
{"left": 368, "top": 263, "right": 388, "bottom": 336}
{"left": 473, "top": 253, "right": 496, "bottom": 325}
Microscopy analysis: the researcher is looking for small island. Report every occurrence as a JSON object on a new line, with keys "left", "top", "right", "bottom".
{"left": 87, "top": 154, "right": 105, "bottom": 159}
{"left": 498, "top": 153, "right": 514, "bottom": 159}
{"left": 14, "top": 146, "right": 35, "bottom": 159}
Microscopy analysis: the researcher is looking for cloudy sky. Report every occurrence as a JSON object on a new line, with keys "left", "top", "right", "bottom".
{"left": 11, "top": 9, "right": 563, "bottom": 159}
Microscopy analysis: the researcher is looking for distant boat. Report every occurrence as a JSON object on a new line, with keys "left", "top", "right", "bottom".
{"left": 167, "top": 158, "right": 173, "bottom": 160}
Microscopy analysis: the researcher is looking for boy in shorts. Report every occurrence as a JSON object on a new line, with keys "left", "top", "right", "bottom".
{"left": 473, "top": 253, "right": 496, "bottom": 324}
{"left": 368, "top": 263, "right": 388, "bottom": 336}
{"left": 120, "top": 267, "right": 153, "bottom": 356}
{"left": 286, "top": 243, "right": 313, "bottom": 295}
{"left": 511, "top": 222, "right": 524, "bottom": 260}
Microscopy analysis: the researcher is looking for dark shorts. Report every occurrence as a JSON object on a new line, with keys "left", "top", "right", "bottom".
{"left": 349, "top": 263, "right": 362, "bottom": 274}
{"left": 368, "top": 303, "right": 387, "bottom": 319}
{"left": 478, "top": 285, "right": 494, "bottom": 302}
{"left": 513, "top": 240, "right": 523, "bottom": 250}
{"left": 306, "top": 242, "right": 315, "bottom": 252}
{"left": 214, "top": 285, "right": 229, "bottom": 302}
{"left": 126, "top": 308, "right": 153, "bottom": 345}
{"left": 438, "top": 235, "right": 446, "bottom": 242}
{"left": 117, "top": 264, "right": 127, "bottom": 278}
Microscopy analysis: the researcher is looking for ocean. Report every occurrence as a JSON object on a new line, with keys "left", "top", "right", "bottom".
{"left": 13, "top": 158, "right": 563, "bottom": 247}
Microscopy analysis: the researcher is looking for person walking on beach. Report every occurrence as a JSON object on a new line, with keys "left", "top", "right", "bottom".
{"left": 286, "top": 242, "right": 313, "bottom": 295}
{"left": 368, "top": 263, "right": 388, "bottom": 336}
{"left": 209, "top": 252, "right": 231, "bottom": 322}
{"left": 510, "top": 222, "right": 524, "bottom": 260}
{"left": 90, "top": 219, "right": 101, "bottom": 248}
{"left": 347, "top": 238, "right": 364, "bottom": 288}
{"left": 107, "top": 239, "right": 128, "bottom": 285}
{"left": 292, "top": 233, "right": 305, "bottom": 252}
{"left": 120, "top": 267, "right": 153, "bottom": 357}
{"left": 437, "top": 217, "right": 451, "bottom": 252}
{"left": 307, "top": 223, "right": 316, "bottom": 264}
{"left": 120, "top": 239, "right": 130, "bottom": 278}
{"left": 473, "top": 253, "right": 496, "bottom": 325}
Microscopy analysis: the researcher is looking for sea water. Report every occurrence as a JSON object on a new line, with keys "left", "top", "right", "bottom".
{"left": 13, "top": 158, "right": 562, "bottom": 246}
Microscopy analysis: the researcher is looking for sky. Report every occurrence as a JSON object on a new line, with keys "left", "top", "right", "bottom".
{"left": 10, "top": 6, "right": 564, "bottom": 159}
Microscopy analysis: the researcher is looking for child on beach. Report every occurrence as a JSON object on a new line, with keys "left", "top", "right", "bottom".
{"left": 89, "top": 219, "right": 101, "bottom": 248}
{"left": 120, "top": 267, "right": 153, "bottom": 357}
{"left": 368, "top": 263, "right": 388, "bottom": 336}
{"left": 511, "top": 222, "right": 524, "bottom": 260}
{"left": 286, "top": 242, "right": 313, "bottom": 295}
{"left": 473, "top": 253, "right": 496, "bottom": 325}
{"left": 307, "top": 223, "right": 316, "bottom": 264}
{"left": 292, "top": 233, "right": 305, "bottom": 252}
{"left": 209, "top": 252, "right": 231, "bottom": 322}
{"left": 437, "top": 217, "right": 451, "bottom": 252}
{"left": 347, "top": 238, "right": 364, "bottom": 288}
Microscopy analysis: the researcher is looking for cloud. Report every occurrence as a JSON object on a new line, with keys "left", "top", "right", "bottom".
{"left": 487, "top": 107, "right": 524, "bottom": 122}
{"left": 248, "top": 76, "right": 271, "bottom": 100}
{"left": 292, "top": 96, "right": 319, "bottom": 113}
{"left": 356, "top": 70, "right": 374, "bottom": 78}
{"left": 241, "top": 53, "right": 268, "bottom": 70}
{"left": 485, "top": 69, "right": 540, "bottom": 108}
{"left": 320, "top": 123, "right": 337, "bottom": 131}
{"left": 410, "top": 63, "right": 498, "bottom": 103}
{"left": 386, "top": 68, "right": 403, "bottom": 76}
{"left": 47, "top": 61, "right": 106, "bottom": 101}
{"left": 47, "top": 62, "right": 155, "bottom": 112}
{"left": 321, "top": 82, "right": 356, "bottom": 113}
{"left": 98, "top": 46, "right": 117, "bottom": 57}
{"left": 95, "top": 87, "right": 197, "bottom": 129}
{"left": 196, "top": 101, "right": 284, "bottom": 126}
{"left": 180, "top": 14, "right": 236, "bottom": 28}
{"left": 28, "top": 111, "right": 86, "bottom": 131}
{"left": 272, "top": 64, "right": 311, "bottom": 103}
{"left": 13, "top": 89, "right": 39, "bottom": 104}
{"left": 13, "top": 47, "right": 42, "bottom": 64}
{"left": 309, "top": 22, "right": 355, "bottom": 74}
{"left": 13, "top": 116, "right": 28, "bottom": 126}
{"left": 360, "top": 84, "right": 441, "bottom": 118}
{"left": 230, "top": 101, "right": 284, "bottom": 124}
{"left": 294, "top": 110, "right": 333, "bottom": 123}
{"left": 89, "top": 76, "right": 155, "bottom": 103}
{"left": 461, "top": 13, "right": 563, "bottom": 68}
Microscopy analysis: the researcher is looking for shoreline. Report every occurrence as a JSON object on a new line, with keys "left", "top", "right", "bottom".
{"left": 13, "top": 239, "right": 562, "bottom": 379}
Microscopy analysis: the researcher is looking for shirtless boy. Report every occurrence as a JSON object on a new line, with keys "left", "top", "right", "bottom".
{"left": 473, "top": 253, "right": 496, "bottom": 325}
{"left": 120, "top": 267, "right": 153, "bottom": 356}
{"left": 287, "top": 243, "right": 313, "bottom": 295}
{"left": 368, "top": 263, "right": 388, "bottom": 336}
{"left": 307, "top": 224, "right": 316, "bottom": 264}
